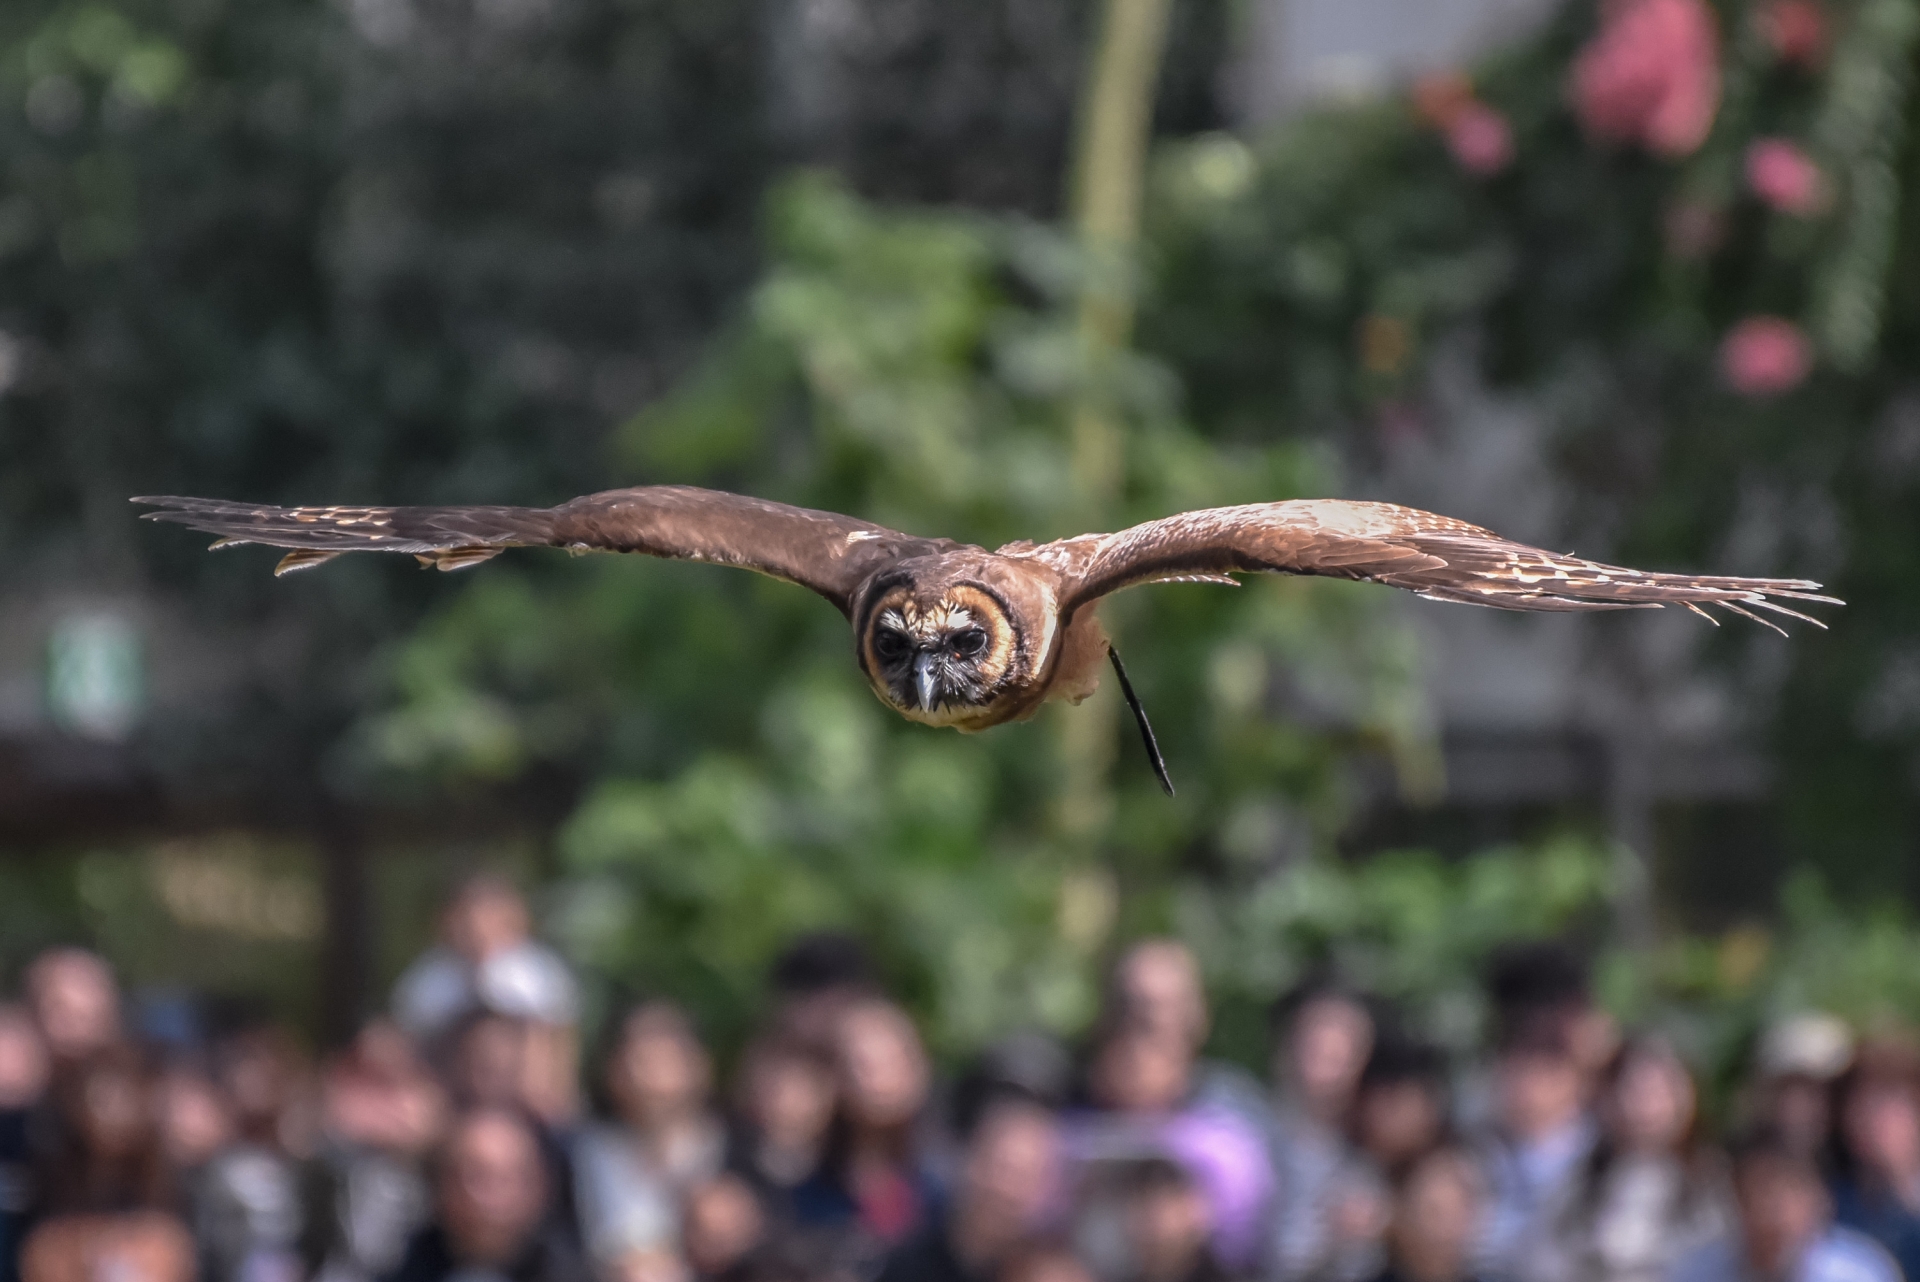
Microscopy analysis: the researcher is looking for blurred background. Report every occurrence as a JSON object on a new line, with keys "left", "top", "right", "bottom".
{"left": 2, "top": 0, "right": 1919, "bottom": 1147}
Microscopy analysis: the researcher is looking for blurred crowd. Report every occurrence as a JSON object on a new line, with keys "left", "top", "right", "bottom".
{"left": 0, "top": 875, "right": 1916, "bottom": 1282}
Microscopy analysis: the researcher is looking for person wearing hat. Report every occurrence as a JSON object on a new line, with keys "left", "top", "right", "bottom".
{"left": 1746, "top": 1015, "right": 1854, "bottom": 1168}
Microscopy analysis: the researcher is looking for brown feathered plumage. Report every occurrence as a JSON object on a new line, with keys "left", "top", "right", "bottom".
{"left": 135, "top": 488, "right": 1839, "bottom": 792}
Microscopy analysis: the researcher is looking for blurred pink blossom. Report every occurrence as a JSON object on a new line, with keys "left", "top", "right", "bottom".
{"left": 1571, "top": 0, "right": 1721, "bottom": 158}
{"left": 1720, "top": 316, "right": 1811, "bottom": 396}
{"left": 1446, "top": 102, "right": 1516, "bottom": 175}
{"left": 1759, "top": 0, "right": 1827, "bottom": 68}
{"left": 1746, "top": 138, "right": 1826, "bottom": 214}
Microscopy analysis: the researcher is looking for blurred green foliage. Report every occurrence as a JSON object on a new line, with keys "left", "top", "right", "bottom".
{"left": 359, "top": 172, "right": 1436, "bottom": 1050}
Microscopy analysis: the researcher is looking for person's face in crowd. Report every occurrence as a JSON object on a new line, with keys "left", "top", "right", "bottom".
{"left": 836, "top": 1001, "right": 929, "bottom": 1133}
{"left": 1764, "top": 1075, "right": 1833, "bottom": 1160}
{"left": 445, "top": 880, "right": 531, "bottom": 965}
{"left": 0, "top": 1005, "right": 49, "bottom": 1109}
{"left": 683, "top": 1174, "right": 766, "bottom": 1277}
{"left": 1126, "top": 1176, "right": 1212, "bottom": 1282}
{"left": 1567, "top": 1005, "right": 1621, "bottom": 1084}
{"left": 1390, "top": 1151, "right": 1482, "bottom": 1282}
{"left": 612, "top": 1249, "right": 691, "bottom": 1282}
{"left": 156, "top": 1068, "right": 232, "bottom": 1170}
{"left": 998, "top": 1245, "right": 1098, "bottom": 1282}
{"left": 1284, "top": 996, "right": 1374, "bottom": 1118}
{"left": 218, "top": 1028, "right": 305, "bottom": 1138}
{"left": 439, "top": 1110, "right": 549, "bottom": 1265}
{"left": 325, "top": 1024, "right": 447, "bottom": 1156}
{"left": 1498, "top": 1045, "right": 1584, "bottom": 1141}
{"left": 1608, "top": 1047, "right": 1696, "bottom": 1155}
{"left": 1356, "top": 1079, "right": 1446, "bottom": 1173}
{"left": 1092, "top": 1024, "right": 1192, "bottom": 1115}
{"left": 749, "top": 1045, "right": 836, "bottom": 1153}
{"left": 452, "top": 1013, "right": 530, "bottom": 1110}
{"left": 28, "top": 949, "right": 120, "bottom": 1063}
{"left": 1116, "top": 941, "right": 1208, "bottom": 1049}
{"left": 76, "top": 1057, "right": 153, "bottom": 1162}
{"left": 19, "top": 1211, "right": 197, "bottom": 1282}
{"left": 609, "top": 1007, "right": 711, "bottom": 1130}
{"left": 1843, "top": 1077, "right": 1920, "bottom": 1182}
{"left": 1735, "top": 1153, "right": 1829, "bottom": 1278}
{"left": 959, "top": 1102, "right": 1060, "bottom": 1250}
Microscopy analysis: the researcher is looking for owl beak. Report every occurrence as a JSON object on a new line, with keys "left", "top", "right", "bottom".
{"left": 913, "top": 651, "right": 940, "bottom": 711}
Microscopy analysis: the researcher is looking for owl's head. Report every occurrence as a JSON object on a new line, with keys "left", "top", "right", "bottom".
{"left": 859, "top": 584, "right": 1020, "bottom": 724}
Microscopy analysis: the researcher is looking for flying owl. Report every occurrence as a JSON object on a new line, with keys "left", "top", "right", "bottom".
{"left": 134, "top": 488, "right": 1839, "bottom": 794}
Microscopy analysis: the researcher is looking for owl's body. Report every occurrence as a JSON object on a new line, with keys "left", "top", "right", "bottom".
{"left": 136, "top": 485, "right": 1839, "bottom": 790}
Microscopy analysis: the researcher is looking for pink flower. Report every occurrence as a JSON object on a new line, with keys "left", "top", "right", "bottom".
{"left": 1571, "top": 0, "right": 1722, "bottom": 158}
{"left": 1446, "top": 102, "right": 1515, "bottom": 175}
{"left": 1746, "top": 137, "right": 1826, "bottom": 214}
{"left": 1759, "top": 0, "right": 1827, "bottom": 68}
{"left": 1719, "top": 316, "right": 1811, "bottom": 397}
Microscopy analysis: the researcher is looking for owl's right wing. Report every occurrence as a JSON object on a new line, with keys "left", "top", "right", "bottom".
{"left": 134, "top": 486, "right": 944, "bottom": 617}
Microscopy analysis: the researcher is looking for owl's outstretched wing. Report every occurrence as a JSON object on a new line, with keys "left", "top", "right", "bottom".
{"left": 133, "top": 487, "right": 943, "bottom": 616}
{"left": 1026, "top": 499, "right": 1840, "bottom": 633}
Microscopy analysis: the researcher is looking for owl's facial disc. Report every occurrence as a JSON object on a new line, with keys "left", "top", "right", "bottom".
{"left": 863, "top": 587, "right": 1015, "bottom": 718}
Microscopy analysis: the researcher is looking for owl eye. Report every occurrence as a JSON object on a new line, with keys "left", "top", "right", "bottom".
{"left": 950, "top": 627, "right": 988, "bottom": 658}
{"left": 874, "top": 629, "right": 911, "bottom": 662}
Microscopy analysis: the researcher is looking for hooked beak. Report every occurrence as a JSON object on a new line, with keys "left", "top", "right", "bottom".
{"left": 913, "top": 651, "right": 940, "bottom": 712}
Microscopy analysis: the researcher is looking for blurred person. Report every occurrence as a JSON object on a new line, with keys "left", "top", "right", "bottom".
{"left": 394, "top": 876, "right": 578, "bottom": 1042}
{"left": 1265, "top": 981, "right": 1377, "bottom": 1282}
{"left": 24, "top": 1043, "right": 196, "bottom": 1282}
{"left": 19, "top": 1211, "right": 195, "bottom": 1282}
{"left": 998, "top": 1240, "right": 1098, "bottom": 1282}
{"left": 1481, "top": 946, "right": 1617, "bottom": 1090}
{"left": 303, "top": 1021, "right": 447, "bottom": 1282}
{"left": 1353, "top": 1038, "right": 1452, "bottom": 1183}
{"left": 387, "top": 1107, "right": 589, "bottom": 1282}
{"left": 24, "top": 949, "right": 121, "bottom": 1069}
{"left": 726, "top": 1036, "right": 849, "bottom": 1228}
{"left": 684, "top": 1174, "right": 767, "bottom": 1281}
{"left": 1071, "top": 1019, "right": 1271, "bottom": 1274}
{"left": 573, "top": 1001, "right": 726, "bottom": 1274}
{"left": 0, "top": 1007, "right": 49, "bottom": 1282}
{"left": 1367, "top": 1146, "right": 1487, "bottom": 1282}
{"left": 1668, "top": 1130, "right": 1895, "bottom": 1282}
{"left": 1745, "top": 1017, "right": 1852, "bottom": 1168}
{"left": 1536, "top": 1037, "right": 1728, "bottom": 1282}
{"left": 441, "top": 1009, "right": 580, "bottom": 1244}
{"left": 1111, "top": 941, "right": 1209, "bottom": 1051}
{"left": 1473, "top": 1019, "right": 1596, "bottom": 1280}
{"left": 765, "top": 933, "right": 878, "bottom": 1053}
{"left": 877, "top": 1094, "right": 1061, "bottom": 1282}
{"left": 1118, "top": 1158, "right": 1228, "bottom": 1282}
{"left": 194, "top": 1020, "right": 313, "bottom": 1282}
{"left": 34, "top": 1043, "right": 172, "bottom": 1215}
{"left": 1109, "top": 943, "right": 1265, "bottom": 1125}
{"left": 1826, "top": 1040, "right": 1920, "bottom": 1282}
{"left": 829, "top": 997, "right": 936, "bottom": 1248}
{"left": 156, "top": 1062, "right": 234, "bottom": 1174}
{"left": 1298, "top": 1035, "right": 1455, "bottom": 1282}
{"left": 394, "top": 876, "right": 579, "bottom": 1124}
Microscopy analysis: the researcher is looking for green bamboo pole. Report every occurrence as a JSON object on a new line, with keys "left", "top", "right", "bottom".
{"left": 1052, "top": 0, "right": 1174, "bottom": 850}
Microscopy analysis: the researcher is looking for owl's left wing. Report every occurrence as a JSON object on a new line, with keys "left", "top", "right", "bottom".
{"left": 1027, "top": 499, "right": 1840, "bottom": 633}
